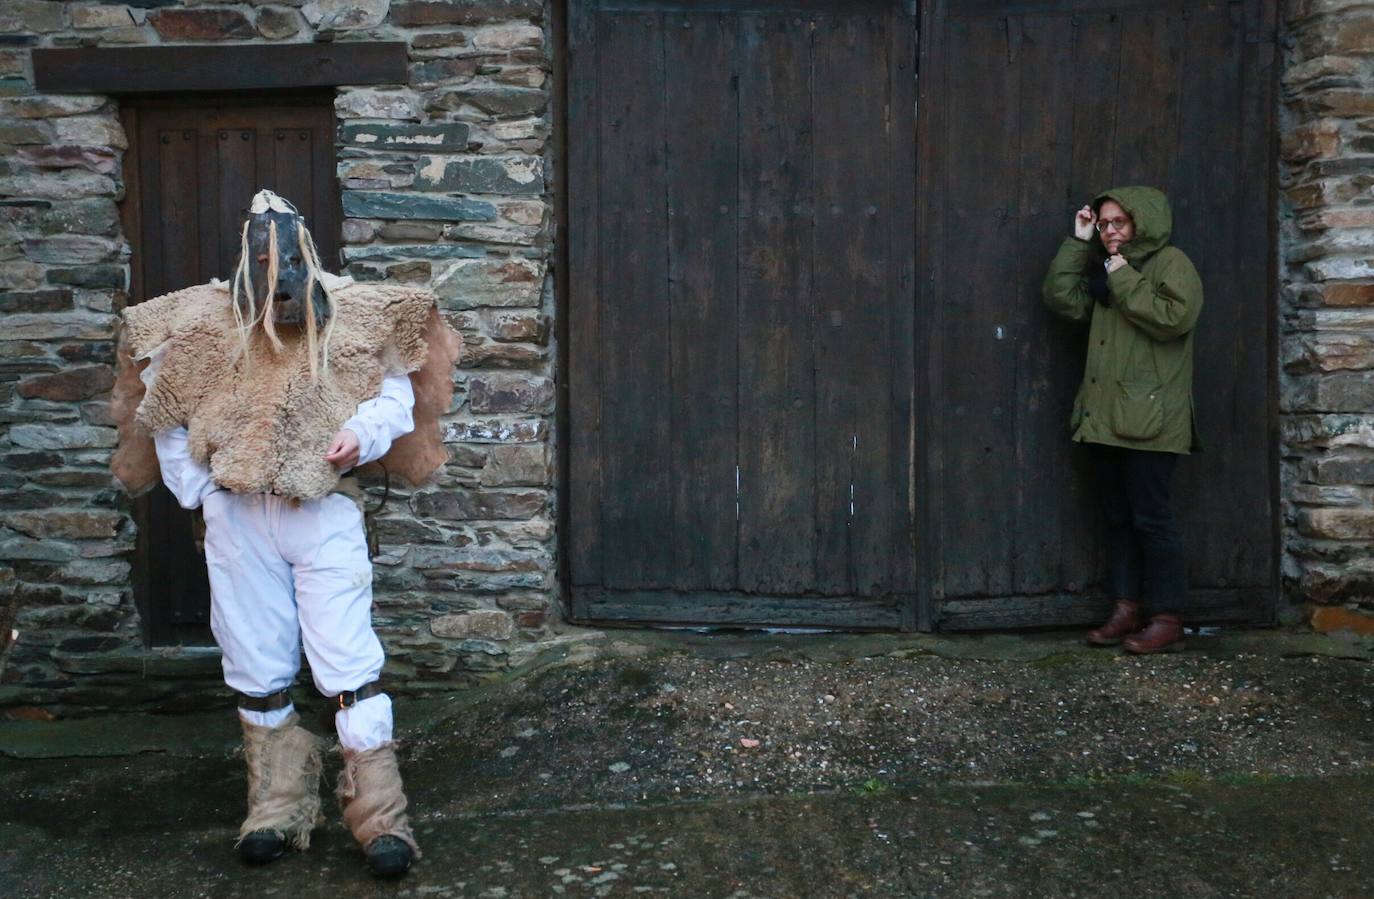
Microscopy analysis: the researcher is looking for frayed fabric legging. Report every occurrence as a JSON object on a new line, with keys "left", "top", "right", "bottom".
{"left": 1090, "top": 445, "right": 1188, "bottom": 613}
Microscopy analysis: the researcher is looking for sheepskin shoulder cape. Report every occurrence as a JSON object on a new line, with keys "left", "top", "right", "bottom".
{"left": 119, "top": 280, "right": 447, "bottom": 501}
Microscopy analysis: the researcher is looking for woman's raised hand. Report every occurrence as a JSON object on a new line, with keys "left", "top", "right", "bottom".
{"left": 1074, "top": 205, "right": 1096, "bottom": 241}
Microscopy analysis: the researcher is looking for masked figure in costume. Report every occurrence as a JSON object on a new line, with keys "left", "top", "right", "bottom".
{"left": 110, "top": 190, "right": 461, "bottom": 878}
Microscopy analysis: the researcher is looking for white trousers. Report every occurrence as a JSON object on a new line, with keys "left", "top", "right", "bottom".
{"left": 203, "top": 490, "right": 392, "bottom": 751}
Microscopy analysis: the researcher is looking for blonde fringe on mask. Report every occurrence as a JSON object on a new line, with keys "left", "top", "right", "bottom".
{"left": 228, "top": 215, "right": 338, "bottom": 381}
{"left": 230, "top": 220, "right": 257, "bottom": 366}
{"left": 260, "top": 220, "right": 285, "bottom": 354}
{"left": 297, "top": 218, "right": 338, "bottom": 379}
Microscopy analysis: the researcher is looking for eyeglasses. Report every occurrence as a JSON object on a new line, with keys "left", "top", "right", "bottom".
{"left": 1095, "top": 217, "right": 1132, "bottom": 233}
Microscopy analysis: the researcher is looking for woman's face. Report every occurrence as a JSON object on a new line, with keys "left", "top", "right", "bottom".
{"left": 1097, "top": 199, "right": 1134, "bottom": 256}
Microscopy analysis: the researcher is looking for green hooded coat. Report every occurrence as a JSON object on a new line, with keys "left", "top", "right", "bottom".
{"left": 1041, "top": 185, "right": 1203, "bottom": 454}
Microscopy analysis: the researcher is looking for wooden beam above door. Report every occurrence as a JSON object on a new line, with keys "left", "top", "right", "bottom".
{"left": 33, "top": 42, "right": 407, "bottom": 94}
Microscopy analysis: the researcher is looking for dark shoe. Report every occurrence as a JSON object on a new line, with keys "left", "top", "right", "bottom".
{"left": 238, "top": 829, "right": 286, "bottom": 865}
{"left": 1123, "top": 614, "right": 1185, "bottom": 655}
{"left": 365, "top": 834, "right": 414, "bottom": 878}
{"left": 1086, "top": 599, "right": 1139, "bottom": 646}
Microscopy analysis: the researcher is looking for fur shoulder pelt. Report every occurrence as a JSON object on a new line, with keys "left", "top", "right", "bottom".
{"left": 113, "top": 281, "right": 459, "bottom": 501}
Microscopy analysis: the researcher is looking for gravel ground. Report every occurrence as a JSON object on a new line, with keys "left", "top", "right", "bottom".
{"left": 407, "top": 644, "right": 1374, "bottom": 814}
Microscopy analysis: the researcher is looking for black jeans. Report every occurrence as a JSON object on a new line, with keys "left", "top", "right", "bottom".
{"left": 1091, "top": 445, "right": 1187, "bottom": 614}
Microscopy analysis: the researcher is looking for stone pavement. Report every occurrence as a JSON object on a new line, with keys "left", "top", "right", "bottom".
{"left": 2, "top": 627, "right": 1373, "bottom": 898}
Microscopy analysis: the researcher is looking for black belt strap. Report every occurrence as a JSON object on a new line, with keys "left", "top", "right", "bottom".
{"left": 331, "top": 680, "right": 384, "bottom": 711}
{"left": 237, "top": 688, "right": 292, "bottom": 713}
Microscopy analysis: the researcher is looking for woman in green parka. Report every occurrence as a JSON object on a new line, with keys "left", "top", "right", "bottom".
{"left": 1042, "top": 185, "right": 1202, "bottom": 654}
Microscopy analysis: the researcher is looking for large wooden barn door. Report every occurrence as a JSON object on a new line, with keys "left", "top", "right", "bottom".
{"left": 567, "top": 1, "right": 920, "bottom": 627}
{"left": 122, "top": 97, "right": 340, "bottom": 645}
{"left": 919, "top": 0, "right": 1278, "bottom": 628}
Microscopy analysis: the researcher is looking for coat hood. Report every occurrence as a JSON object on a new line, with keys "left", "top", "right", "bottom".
{"left": 1094, "top": 185, "right": 1172, "bottom": 264}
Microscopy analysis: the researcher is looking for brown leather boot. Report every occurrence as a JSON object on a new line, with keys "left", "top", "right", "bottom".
{"left": 1086, "top": 599, "right": 1139, "bottom": 646}
{"left": 1123, "top": 614, "right": 1184, "bottom": 654}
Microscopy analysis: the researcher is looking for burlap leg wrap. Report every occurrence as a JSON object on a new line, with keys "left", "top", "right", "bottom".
{"left": 336, "top": 743, "right": 421, "bottom": 857}
{"left": 237, "top": 712, "right": 323, "bottom": 851}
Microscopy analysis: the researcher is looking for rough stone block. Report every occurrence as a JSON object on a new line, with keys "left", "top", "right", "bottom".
{"left": 7, "top": 312, "right": 116, "bottom": 340}
{"left": 458, "top": 340, "right": 545, "bottom": 368}
{"left": 430, "top": 609, "right": 515, "bottom": 640}
{"left": 71, "top": 6, "right": 139, "bottom": 29}
{"left": 488, "top": 310, "right": 548, "bottom": 343}
{"left": 1281, "top": 120, "right": 1343, "bottom": 162}
{"left": 340, "top": 121, "right": 471, "bottom": 151}
{"left": 0, "top": 171, "right": 117, "bottom": 200}
{"left": 335, "top": 89, "right": 422, "bottom": 121}
{"left": 302, "top": 0, "right": 388, "bottom": 30}
{"left": 390, "top": 0, "right": 542, "bottom": 27}
{"left": 17, "top": 365, "right": 115, "bottom": 402}
{"left": 0, "top": 1, "right": 65, "bottom": 34}
{"left": 1312, "top": 452, "right": 1374, "bottom": 484}
{"left": 1296, "top": 9, "right": 1374, "bottom": 58}
{"left": 433, "top": 256, "right": 542, "bottom": 308}
{"left": 9, "top": 423, "right": 117, "bottom": 450}
{"left": 1309, "top": 604, "right": 1374, "bottom": 635}
{"left": 1315, "top": 280, "right": 1374, "bottom": 306}
{"left": 149, "top": 9, "right": 256, "bottom": 40}
{"left": 53, "top": 116, "right": 128, "bottom": 150}
{"left": 467, "top": 373, "right": 552, "bottom": 413}
{"left": 416, "top": 155, "right": 543, "bottom": 194}
{"left": 1308, "top": 256, "right": 1374, "bottom": 282}
{"left": 1297, "top": 507, "right": 1374, "bottom": 540}
{"left": 23, "top": 235, "right": 123, "bottom": 265}
{"left": 0, "top": 290, "right": 73, "bottom": 314}
{"left": 342, "top": 191, "right": 496, "bottom": 221}
{"left": 480, "top": 443, "right": 551, "bottom": 486}
{"left": 411, "top": 487, "right": 546, "bottom": 519}
{"left": 254, "top": 7, "right": 301, "bottom": 39}
{"left": 2, "top": 509, "right": 124, "bottom": 539}
{"left": 430, "top": 86, "right": 546, "bottom": 117}
{"left": 471, "top": 23, "right": 544, "bottom": 50}
{"left": 0, "top": 120, "right": 52, "bottom": 144}
{"left": 442, "top": 417, "right": 546, "bottom": 444}
{"left": 409, "top": 57, "right": 480, "bottom": 84}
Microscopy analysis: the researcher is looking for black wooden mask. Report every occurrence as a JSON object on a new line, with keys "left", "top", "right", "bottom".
{"left": 232, "top": 190, "right": 330, "bottom": 329}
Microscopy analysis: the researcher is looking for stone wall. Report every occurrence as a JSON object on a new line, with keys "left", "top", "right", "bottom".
{"left": 0, "top": 0, "right": 559, "bottom": 713}
{"left": 1278, "top": 0, "right": 1374, "bottom": 630}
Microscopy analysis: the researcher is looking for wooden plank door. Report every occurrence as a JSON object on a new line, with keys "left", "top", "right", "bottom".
{"left": 122, "top": 97, "right": 340, "bottom": 645}
{"left": 918, "top": 0, "right": 1278, "bottom": 628}
{"left": 567, "top": 0, "right": 920, "bottom": 628}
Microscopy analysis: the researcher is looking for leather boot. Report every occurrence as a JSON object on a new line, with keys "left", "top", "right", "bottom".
{"left": 237, "top": 713, "right": 323, "bottom": 864}
{"left": 337, "top": 743, "right": 420, "bottom": 878}
{"left": 1123, "top": 614, "right": 1185, "bottom": 655}
{"left": 1086, "top": 599, "right": 1139, "bottom": 646}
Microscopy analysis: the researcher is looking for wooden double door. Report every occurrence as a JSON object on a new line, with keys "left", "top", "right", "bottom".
{"left": 123, "top": 97, "right": 340, "bottom": 644}
{"left": 565, "top": 0, "right": 1278, "bottom": 630}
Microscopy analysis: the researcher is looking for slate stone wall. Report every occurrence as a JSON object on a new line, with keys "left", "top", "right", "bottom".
{"left": 0, "top": 0, "right": 559, "bottom": 713}
{"left": 1278, "top": 0, "right": 1374, "bottom": 630}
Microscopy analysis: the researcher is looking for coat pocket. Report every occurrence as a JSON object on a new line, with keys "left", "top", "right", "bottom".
{"left": 1110, "top": 381, "right": 1164, "bottom": 441}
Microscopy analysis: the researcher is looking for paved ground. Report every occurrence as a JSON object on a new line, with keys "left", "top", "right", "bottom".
{"left": 2, "top": 627, "right": 1373, "bottom": 898}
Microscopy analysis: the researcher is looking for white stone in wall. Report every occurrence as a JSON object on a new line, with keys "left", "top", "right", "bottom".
{"left": 71, "top": 6, "right": 141, "bottom": 29}
{"left": 433, "top": 256, "right": 543, "bottom": 308}
{"left": 53, "top": 115, "right": 128, "bottom": 151}
{"left": 470, "top": 23, "right": 544, "bottom": 51}
{"left": 335, "top": 88, "right": 423, "bottom": 121}
{"left": 302, "top": 0, "right": 389, "bottom": 30}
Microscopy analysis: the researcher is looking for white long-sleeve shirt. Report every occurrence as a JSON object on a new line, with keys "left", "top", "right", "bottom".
{"left": 153, "top": 373, "right": 416, "bottom": 510}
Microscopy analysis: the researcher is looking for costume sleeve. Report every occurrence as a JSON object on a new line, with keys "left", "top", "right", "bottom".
{"left": 1106, "top": 248, "right": 1204, "bottom": 342}
{"left": 153, "top": 426, "right": 218, "bottom": 510}
{"left": 1041, "top": 237, "right": 1097, "bottom": 324}
{"left": 343, "top": 373, "right": 416, "bottom": 468}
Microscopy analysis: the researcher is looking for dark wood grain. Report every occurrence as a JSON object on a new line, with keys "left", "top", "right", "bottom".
{"left": 33, "top": 43, "right": 407, "bottom": 94}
